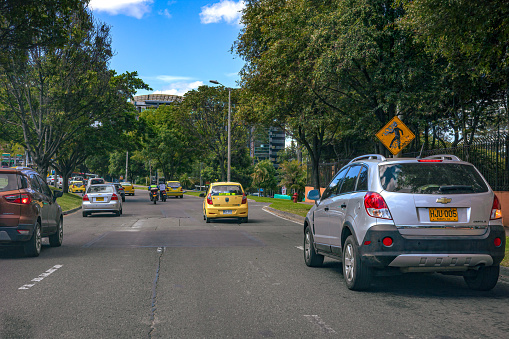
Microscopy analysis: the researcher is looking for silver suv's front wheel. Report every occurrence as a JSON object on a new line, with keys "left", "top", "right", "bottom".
{"left": 343, "top": 235, "right": 372, "bottom": 290}
{"left": 304, "top": 226, "right": 324, "bottom": 267}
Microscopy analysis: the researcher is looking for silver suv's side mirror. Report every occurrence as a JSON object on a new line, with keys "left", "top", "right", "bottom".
{"left": 307, "top": 189, "right": 320, "bottom": 203}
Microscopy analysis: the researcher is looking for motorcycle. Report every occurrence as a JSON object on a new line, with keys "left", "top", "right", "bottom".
{"left": 150, "top": 188, "right": 159, "bottom": 204}
{"left": 160, "top": 190, "right": 167, "bottom": 202}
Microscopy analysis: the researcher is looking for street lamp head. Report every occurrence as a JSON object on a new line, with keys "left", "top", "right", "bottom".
{"left": 209, "top": 80, "right": 220, "bottom": 85}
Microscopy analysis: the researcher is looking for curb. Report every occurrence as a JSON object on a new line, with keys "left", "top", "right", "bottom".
{"left": 63, "top": 206, "right": 82, "bottom": 215}
{"left": 263, "top": 206, "right": 305, "bottom": 224}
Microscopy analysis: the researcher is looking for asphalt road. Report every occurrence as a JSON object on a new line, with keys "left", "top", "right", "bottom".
{"left": 1, "top": 194, "right": 509, "bottom": 338}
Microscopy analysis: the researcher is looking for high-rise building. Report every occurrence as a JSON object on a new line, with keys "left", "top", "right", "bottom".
{"left": 250, "top": 126, "right": 285, "bottom": 168}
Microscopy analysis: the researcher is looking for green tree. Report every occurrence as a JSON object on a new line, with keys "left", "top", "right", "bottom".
{"left": 179, "top": 85, "right": 249, "bottom": 182}
{"left": 0, "top": 4, "right": 112, "bottom": 177}
{"left": 139, "top": 103, "right": 196, "bottom": 181}
{"left": 278, "top": 160, "right": 307, "bottom": 200}
{"left": 251, "top": 159, "right": 278, "bottom": 195}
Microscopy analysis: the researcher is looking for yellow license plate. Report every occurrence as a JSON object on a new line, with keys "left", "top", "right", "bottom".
{"left": 96, "top": 197, "right": 104, "bottom": 202}
{"left": 429, "top": 208, "right": 458, "bottom": 222}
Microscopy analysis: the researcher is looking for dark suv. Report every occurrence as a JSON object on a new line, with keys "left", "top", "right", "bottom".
{"left": 0, "top": 167, "right": 64, "bottom": 256}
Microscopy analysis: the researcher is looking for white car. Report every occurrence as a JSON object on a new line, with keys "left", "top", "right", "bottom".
{"left": 82, "top": 184, "right": 122, "bottom": 217}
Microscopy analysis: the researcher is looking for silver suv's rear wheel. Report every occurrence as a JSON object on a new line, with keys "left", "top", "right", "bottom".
{"left": 304, "top": 226, "right": 324, "bottom": 267}
{"left": 464, "top": 265, "right": 499, "bottom": 291}
{"left": 343, "top": 235, "right": 371, "bottom": 290}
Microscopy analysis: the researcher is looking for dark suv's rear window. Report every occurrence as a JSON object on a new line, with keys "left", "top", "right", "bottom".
{"left": 210, "top": 185, "right": 243, "bottom": 196}
{"left": 0, "top": 173, "right": 18, "bottom": 191}
{"left": 379, "top": 163, "right": 489, "bottom": 194}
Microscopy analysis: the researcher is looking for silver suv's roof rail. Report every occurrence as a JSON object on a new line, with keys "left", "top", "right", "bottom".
{"left": 348, "top": 154, "right": 387, "bottom": 164}
{"left": 423, "top": 154, "right": 462, "bottom": 161}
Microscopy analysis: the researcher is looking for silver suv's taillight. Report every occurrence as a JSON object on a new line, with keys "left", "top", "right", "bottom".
{"left": 490, "top": 195, "right": 502, "bottom": 220}
{"left": 364, "top": 192, "right": 392, "bottom": 219}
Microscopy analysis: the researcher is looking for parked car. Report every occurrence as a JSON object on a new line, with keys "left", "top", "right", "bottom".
{"left": 112, "top": 183, "right": 126, "bottom": 202}
{"left": 69, "top": 180, "right": 86, "bottom": 194}
{"left": 203, "top": 182, "right": 248, "bottom": 223}
{"left": 120, "top": 182, "right": 135, "bottom": 196}
{"left": 86, "top": 177, "right": 105, "bottom": 191}
{"left": 0, "top": 167, "right": 64, "bottom": 256}
{"left": 304, "top": 154, "right": 505, "bottom": 291}
{"left": 166, "top": 181, "right": 184, "bottom": 198}
{"left": 82, "top": 184, "right": 122, "bottom": 217}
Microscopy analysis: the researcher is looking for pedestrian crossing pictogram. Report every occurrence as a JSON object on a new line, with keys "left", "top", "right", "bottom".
{"left": 376, "top": 116, "right": 415, "bottom": 155}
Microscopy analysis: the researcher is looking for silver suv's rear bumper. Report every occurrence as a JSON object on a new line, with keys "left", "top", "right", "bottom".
{"left": 359, "top": 224, "right": 505, "bottom": 270}
{"left": 388, "top": 254, "right": 493, "bottom": 272}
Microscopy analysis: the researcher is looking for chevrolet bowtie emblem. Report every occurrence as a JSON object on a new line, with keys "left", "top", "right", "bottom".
{"left": 436, "top": 197, "right": 452, "bottom": 204}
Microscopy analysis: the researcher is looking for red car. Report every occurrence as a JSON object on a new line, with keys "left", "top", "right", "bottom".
{"left": 0, "top": 167, "right": 64, "bottom": 256}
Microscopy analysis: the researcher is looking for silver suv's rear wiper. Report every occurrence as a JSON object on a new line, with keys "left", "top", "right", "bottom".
{"left": 439, "top": 185, "right": 474, "bottom": 193}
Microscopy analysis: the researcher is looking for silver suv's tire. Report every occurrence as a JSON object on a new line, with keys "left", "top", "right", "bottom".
{"left": 343, "top": 235, "right": 372, "bottom": 290}
{"left": 464, "top": 265, "right": 500, "bottom": 291}
{"left": 304, "top": 226, "right": 324, "bottom": 267}
{"left": 24, "top": 222, "right": 42, "bottom": 257}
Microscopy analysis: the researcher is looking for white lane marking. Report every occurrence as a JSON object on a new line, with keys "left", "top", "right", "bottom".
{"left": 304, "top": 315, "right": 337, "bottom": 334}
{"left": 19, "top": 265, "right": 63, "bottom": 290}
{"left": 262, "top": 207, "right": 302, "bottom": 225}
{"left": 296, "top": 246, "right": 304, "bottom": 251}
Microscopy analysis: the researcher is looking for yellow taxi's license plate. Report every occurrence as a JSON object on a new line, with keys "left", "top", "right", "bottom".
{"left": 96, "top": 197, "right": 104, "bottom": 202}
{"left": 223, "top": 210, "right": 233, "bottom": 215}
{"left": 429, "top": 208, "right": 458, "bottom": 222}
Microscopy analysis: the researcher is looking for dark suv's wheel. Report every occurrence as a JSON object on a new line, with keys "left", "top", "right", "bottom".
{"left": 24, "top": 222, "right": 42, "bottom": 257}
{"left": 343, "top": 235, "right": 372, "bottom": 290}
{"left": 49, "top": 218, "right": 63, "bottom": 247}
{"left": 304, "top": 225, "right": 324, "bottom": 267}
{"left": 464, "top": 265, "right": 500, "bottom": 291}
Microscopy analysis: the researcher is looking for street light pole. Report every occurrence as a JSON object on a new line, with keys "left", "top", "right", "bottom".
{"left": 210, "top": 80, "right": 231, "bottom": 182}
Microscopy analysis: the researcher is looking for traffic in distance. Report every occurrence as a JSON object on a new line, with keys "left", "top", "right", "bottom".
{"left": 1, "top": 153, "right": 506, "bottom": 292}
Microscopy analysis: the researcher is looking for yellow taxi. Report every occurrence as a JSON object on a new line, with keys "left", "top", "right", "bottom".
{"left": 166, "top": 181, "right": 184, "bottom": 198}
{"left": 69, "top": 181, "right": 86, "bottom": 194}
{"left": 202, "top": 182, "right": 248, "bottom": 223}
{"left": 120, "top": 182, "right": 135, "bottom": 196}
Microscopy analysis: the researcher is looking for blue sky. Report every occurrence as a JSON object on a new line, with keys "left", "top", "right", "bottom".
{"left": 89, "top": 0, "right": 246, "bottom": 96}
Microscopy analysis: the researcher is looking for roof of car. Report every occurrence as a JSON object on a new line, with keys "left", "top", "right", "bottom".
{"left": 348, "top": 154, "right": 463, "bottom": 165}
{"left": 211, "top": 182, "right": 242, "bottom": 186}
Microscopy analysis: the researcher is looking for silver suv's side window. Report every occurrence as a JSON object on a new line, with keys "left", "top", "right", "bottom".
{"left": 321, "top": 167, "right": 348, "bottom": 200}
{"left": 356, "top": 166, "right": 368, "bottom": 191}
{"left": 339, "top": 165, "right": 362, "bottom": 194}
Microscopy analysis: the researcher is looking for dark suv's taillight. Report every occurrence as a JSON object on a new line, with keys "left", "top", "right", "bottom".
{"left": 5, "top": 193, "right": 32, "bottom": 204}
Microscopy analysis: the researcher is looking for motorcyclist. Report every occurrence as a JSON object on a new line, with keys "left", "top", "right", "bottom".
{"left": 158, "top": 181, "right": 167, "bottom": 200}
{"left": 148, "top": 180, "right": 158, "bottom": 200}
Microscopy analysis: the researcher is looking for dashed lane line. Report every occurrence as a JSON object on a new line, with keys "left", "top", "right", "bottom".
{"left": 18, "top": 265, "right": 63, "bottom": 290}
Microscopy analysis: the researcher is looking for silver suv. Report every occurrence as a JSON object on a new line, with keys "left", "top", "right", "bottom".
{"left": 304, "top": 154, "right": 505, "bottom": 291}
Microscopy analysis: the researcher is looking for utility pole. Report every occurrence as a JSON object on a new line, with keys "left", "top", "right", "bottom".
{"left": 125, "top": 151, "right": 128, "bottom": 182}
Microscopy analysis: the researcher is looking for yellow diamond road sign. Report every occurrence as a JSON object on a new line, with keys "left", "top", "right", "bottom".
{"left": 376, "top": 116, "right": 415, "bottom": 155}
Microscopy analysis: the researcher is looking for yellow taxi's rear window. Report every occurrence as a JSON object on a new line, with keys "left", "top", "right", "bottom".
{"left": 210, "top": 185, "right": 242, "bottom": 196}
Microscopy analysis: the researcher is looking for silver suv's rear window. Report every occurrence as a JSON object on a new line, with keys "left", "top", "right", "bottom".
{"left": 379, "top": 163, "right": 489, "bottom": 194}
{"left": 210, "top": 185, "right": 242, "bottom": 196}
{"left": 0, "top": 174, "right": 18, "bottom": 191}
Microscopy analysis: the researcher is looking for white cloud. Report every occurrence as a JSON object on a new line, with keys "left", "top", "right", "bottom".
{"left": 153, "top": 81, "right": 204, "bottom": 96}
{"left": 200, "top": 0, "right": 245, "bottom": 25}
{"left": 89, "top": 0, "right": 153, "bottom": 19}
{"left": 158, "top": 9, "right": 172, "bottom": 19}
{"left": 155, "top": 75, "right": 193, "bottom": 83}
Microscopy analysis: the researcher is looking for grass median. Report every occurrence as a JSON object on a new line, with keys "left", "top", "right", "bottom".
{"left": 56, "top": 192, "right": 83, "bottom": 212}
